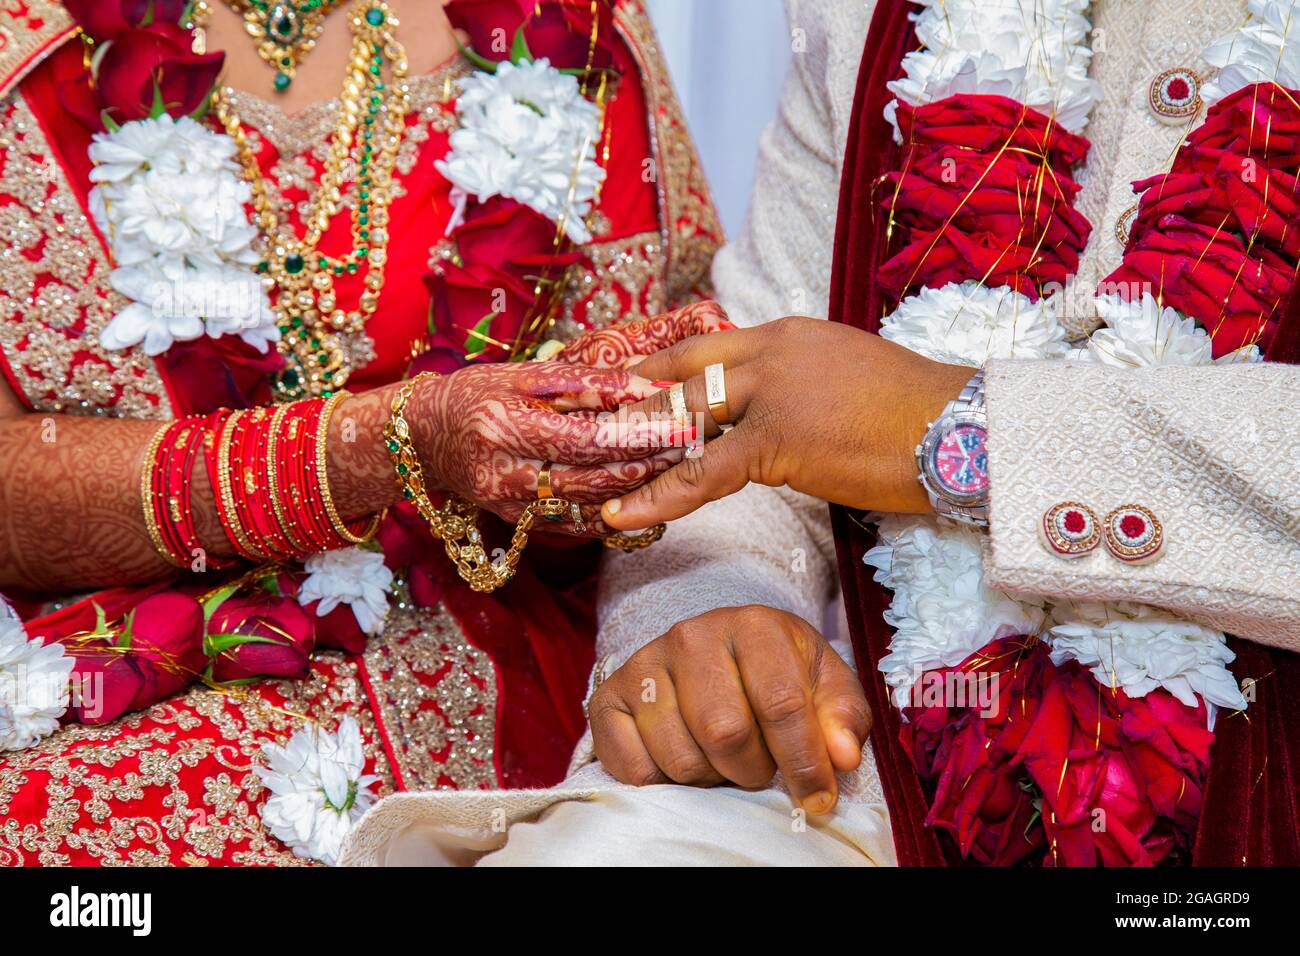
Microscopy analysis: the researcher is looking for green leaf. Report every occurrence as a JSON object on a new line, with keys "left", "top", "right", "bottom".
{"left": 148, "top": 79, "right": 167, "bottom": 120}
{"left": 463, "top": 312, "right": 498, "bottom": 354}
{"left": 258, "top": 573, "right": 281, "bottom": 597}
{"left": 99, "top": 109, "right": 121, "bottom": 134}
{"left": 203, "top": 632, "right": 287, "bottom": 657}
{"left": 453, "top": 34, "right": 500, "bottom": 74}
{"left": 116, "top": 609, "right": 135, "bottom": 650}
{"left": 201, "top": 583, "right": 240, "bottom": 623}
{"left": 509, "top": 26, "right": 534, "bottom": 65}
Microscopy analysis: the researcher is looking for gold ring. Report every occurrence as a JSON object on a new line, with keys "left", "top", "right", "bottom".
{"left": 704, "top": 362, "right": 732, "bottom": 430}
{"left": 667, "top": 382, "right": 689, "bottom": 426}
{"left": 537, "top": 462, "right": 554, "bottom": 500}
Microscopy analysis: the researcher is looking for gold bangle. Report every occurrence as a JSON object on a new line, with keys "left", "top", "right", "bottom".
{"left": 604, "top": 524, "right": 667, "bottom": 552}
{"left": 265, "top": 402, "right": 315, "bottom": 555}
{"left": 140, "top": 422, "right": 184, "bottom": 567}
{"left": 317, "top": 390, "right": 380, "bottom": 545}
{"left": 216, "top": 408, "right": 273, "bottom": 561}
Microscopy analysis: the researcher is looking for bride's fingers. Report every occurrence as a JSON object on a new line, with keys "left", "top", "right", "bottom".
{"left": 618, "top": 362, "right": 758, "bottom": 440}
{"left": 521, "top": 363, "right": 660, "bottom": 411}
{"left": 504, "top": 410, "right": 692, "bottom": 465}
{"left": 554, "top": 301, "right": 733, "bottom": 370}
{"left": 497, "top": 450, "right": 684, "bottom": 505}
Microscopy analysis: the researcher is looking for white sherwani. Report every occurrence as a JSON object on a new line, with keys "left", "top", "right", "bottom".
{"left": 342, "top": 0, "right": 1300, "bottom": 866}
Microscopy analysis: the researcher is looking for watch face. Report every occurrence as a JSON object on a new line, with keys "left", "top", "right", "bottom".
{"left": 930, "top": 421, "right": 989, "bottom": 499}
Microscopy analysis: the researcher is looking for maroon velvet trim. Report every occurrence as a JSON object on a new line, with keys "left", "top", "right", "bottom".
{"left": 825, "top": 0, "right": 953, "bottom": 867}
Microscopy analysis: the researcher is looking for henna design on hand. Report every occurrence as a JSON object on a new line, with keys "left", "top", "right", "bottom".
{"left": 556, "top": 301, "right": 731, "bottom": 370}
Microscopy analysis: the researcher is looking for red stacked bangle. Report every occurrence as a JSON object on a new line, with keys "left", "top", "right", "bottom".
{"left": 143, "top": 416, "right": 236, "bottom": 570}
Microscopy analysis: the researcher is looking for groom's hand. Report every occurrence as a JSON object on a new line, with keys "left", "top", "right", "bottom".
{"left": 600, "top": 316, "right": 973, "bottom": 530}
{"left": 587, "top": 605, "right": 870, "bottom": 815}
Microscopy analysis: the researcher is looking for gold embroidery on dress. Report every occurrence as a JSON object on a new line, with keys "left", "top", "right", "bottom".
{"left": 0, "top": 2, "right": 73, "bottom": 101}
{"left": 554, "top": 230, "right": 666, "bottom": 340}
{"left": 0, "top": 655, "right": 394, "bottom": 866}
{"left": 0, "top": 93, "right": 172, "bottom": 419}
{"left": 614, "top": 0, "right": 722, "bottom": 305}
{"left": 362, "top": 599, "right": 499, "bottom": 792}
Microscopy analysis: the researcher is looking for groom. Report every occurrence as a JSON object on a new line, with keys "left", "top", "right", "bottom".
{"left": 347, "top": 0, "right": 1300, "bottom": 866}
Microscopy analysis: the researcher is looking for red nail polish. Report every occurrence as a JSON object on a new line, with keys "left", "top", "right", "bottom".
{"left": 651, "top": 380, "right": 679, "bottom": 389}
{"left": 716, "top": 320, "right": 736, "bottom": 331}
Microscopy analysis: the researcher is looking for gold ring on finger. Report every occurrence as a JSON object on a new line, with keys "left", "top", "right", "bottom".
{"left": 537, "top": 461, "right": 555, "bottom": 500}
{"left": 704, "top": 362, "right": 733, "bottom": 432}
{"left": 668, "top": 382, "right": 689, "bottom": 426}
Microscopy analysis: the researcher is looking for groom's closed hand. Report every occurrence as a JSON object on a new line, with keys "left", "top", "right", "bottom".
{"left": 586, "top": 605, "right": 870, "bottom": 815}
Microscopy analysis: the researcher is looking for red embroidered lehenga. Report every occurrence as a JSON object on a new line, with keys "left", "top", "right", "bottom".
{"left": 0, "top": 0, "right": 720, "bottom": 865}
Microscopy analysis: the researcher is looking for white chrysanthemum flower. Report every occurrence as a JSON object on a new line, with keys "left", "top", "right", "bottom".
{"left": 880, "top": 281, "right": 1072, "bottom": 365}
{"left": 100, "top": 260, "right": 277, "bottom": 356}
{"left": 89, "top": 116, "right": 272, "bottom": 355}
{"left": 887, "top": 0, "right": 1101, "bottom": 135}
{"left": 256, "top": 717, "right": 380, "bottom": 866}
{"left": 437, "top": 58, "right": 606, "bottom": 243}
{"left": 1085, "top": 294, "right": 1264, "bottom": 367}
{"left": 865, "top": 514, "right": 1048, "bottom": 707}
{"left": 0, "top": 601, "right": 73, "bottom": 752}
{"left": 1045, "top": 600, "right": 1247, "bottom": 722}
{"left": 1202, "top": 0, "right": 1300, "bottom": 103}
{"left": 298, "top": 547, "right": 394, "bottom": 637}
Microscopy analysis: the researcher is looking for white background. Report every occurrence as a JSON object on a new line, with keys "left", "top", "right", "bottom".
{"left": 645, "top": 0, "right": 791, "bottom": 239}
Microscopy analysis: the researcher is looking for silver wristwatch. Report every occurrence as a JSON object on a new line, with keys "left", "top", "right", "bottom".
{"left": 915, "top": 369, "right": 990, "bottom": 526}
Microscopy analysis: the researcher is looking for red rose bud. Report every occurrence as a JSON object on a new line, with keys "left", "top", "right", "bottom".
{"left": 894, "top": 95, "right": 1092, "bottom": 170}
{"left": 64, "top": 0, "right": 190, "bottom": 40}
{"left": 94, "top": 23, "right": 225, "bottom": 125}
{"left": 206, "top": 589, "right": 316, "bottom": 683}
{"left": 424, "top": 262, "right": 537, "bottom": 363}
{"left": 457, "top": 197, "right": 581, "bottom": 282}
{"left": 65, "top": 592, "right": 206, "bottom": 724}
{"left": 445, "top": 0, "right": 618, "bottom": 73}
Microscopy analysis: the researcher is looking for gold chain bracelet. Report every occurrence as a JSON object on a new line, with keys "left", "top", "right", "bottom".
{"left": 383, "top": 373, "right": 569, "bottom": 593}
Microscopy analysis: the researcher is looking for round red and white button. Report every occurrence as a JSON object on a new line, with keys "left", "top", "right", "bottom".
{"left": 1102, "top": 504, "right": 1166, "bottom": 564}
{"left": 1148, "top": 68, "right": 1202, "bottom": 124}
{"left": 1040, "top": 501, "right": 1102, "bottom": 559}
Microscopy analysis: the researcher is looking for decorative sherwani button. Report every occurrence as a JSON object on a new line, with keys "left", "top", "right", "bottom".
{"left": 1103, "top": 504, "right": 1167, "bottom": 564}
{"left": 1148, "top": 68, "right": 1202, "bottom": 124}
{"left": 1040, "top": 501, "right": 1102, "bottom": 558}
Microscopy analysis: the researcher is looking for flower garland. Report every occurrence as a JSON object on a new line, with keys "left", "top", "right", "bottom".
{"left": 865, "top": 0, "right": 1285, "bottom": 866}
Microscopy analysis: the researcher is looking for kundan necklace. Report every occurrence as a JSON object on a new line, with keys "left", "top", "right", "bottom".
{"left": 206, "top": 0, "right": 412, "bottom": 399}
{"left": 223, "top": 0, "right": 349, "bottom": 92}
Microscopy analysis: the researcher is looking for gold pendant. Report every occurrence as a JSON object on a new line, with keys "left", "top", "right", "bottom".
{"left": 227, "top": 0, "right": 346, "bottom": 92}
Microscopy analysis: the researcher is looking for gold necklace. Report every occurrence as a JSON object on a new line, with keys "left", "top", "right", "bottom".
{"left": 201, "top": 0, "right": 412, "bottom": 399}
{"left": 223, "top": 0, "right": 349, "bottom": 92}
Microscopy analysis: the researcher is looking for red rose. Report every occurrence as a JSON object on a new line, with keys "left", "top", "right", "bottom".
{"left": 67, "top": 592, "right": 206, "bottom": 724}
{"left": 895, "top": 95, "right": 1092, "bottom": 170}
{"left": 457, "top": 196, "right": 581, "bottom": 284}
{"left": 92, "top": 22, "right": 225, "bottom": 126}
{"left": 1018, "top": 660, "right": 1211, "bottom": 866}
{"left": 1103, "top": 215, "right": 1289, "bottom": 355}
{"left": 446, "top": 0, "right": 618, "bottom": 72}
{"left": 879, "top": 227, "right": 1077, "bottom": 300}
{"left": 64, "top": 0, "right": 190, "bottom": 40}
{"left": 901, "top": 635, "right": 1052, "bottom": 866}
{"left": 157, "top": 335, "right": 284, "bottom": 414}
{"left": 1182, "top": 83, "right": 1300, "bottom": 169}
{"left": 206, "top": 586, "right": 316, "bottom": 683}
{"left": 884, "top": 147, "right": 1091, "bottom": 251}
{"left": 425, "top": 261, "right": 538, "bottom": 362}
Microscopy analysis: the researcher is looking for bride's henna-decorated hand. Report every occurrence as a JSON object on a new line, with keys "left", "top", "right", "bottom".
{"left": 556, "top": 301, "right": 732, "bottom": 370}
{"left": 407, "top": 361, "right": 686, "bottom": 536}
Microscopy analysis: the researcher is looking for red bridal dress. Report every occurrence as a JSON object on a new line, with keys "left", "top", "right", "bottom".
{"left": 0, "top": 0, "right": 720, "bottom": 865}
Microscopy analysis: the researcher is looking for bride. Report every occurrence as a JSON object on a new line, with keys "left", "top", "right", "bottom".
{"left": 0, "top": 0, "right": 726, "bottom": 865}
